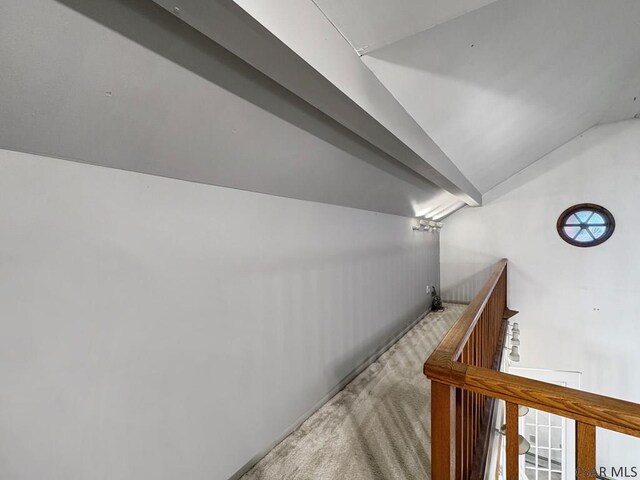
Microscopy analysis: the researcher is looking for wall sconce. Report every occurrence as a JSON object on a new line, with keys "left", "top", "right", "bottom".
{"left": 508, "top": 346, "right": 520, "bottom": 362}
{"left": 504, "top": 323, "right": 521, "bottom": 362}
{"left": 413, "top": 219, "right": 444, "bottom": 232}
{"left": 498, "top": 425, "right": 531, "bottom": 455}
{"left": 506, "top": 321, "right": 521, "bottom": 360}
{"left": 413, "top": 219, "right": 427, "bottom": 231}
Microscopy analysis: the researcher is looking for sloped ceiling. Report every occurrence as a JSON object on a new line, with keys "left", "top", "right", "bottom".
{"left": 147, "top": 0, "right": 481, "bottom": 205}
{"left": 314, "top": 0, "right": 640, "bottom": 195}
{"left": 5, "top": 0, "right": 638, "bottom": 215}
{"left": 0, "top": 0, "right": 464, "bottom": 219}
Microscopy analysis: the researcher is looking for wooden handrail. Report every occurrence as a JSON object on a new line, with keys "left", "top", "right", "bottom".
{"left": 464, "top": 367, "right": 640, "bottom": 438}
{"left": 424, "top": 258, "right": 508, "bottom": 385}
{"left": 424, "top": 259, "right": 640, "bottom": 480}
{"left": 424, "top": 259, "right": 640, "bottom": 438}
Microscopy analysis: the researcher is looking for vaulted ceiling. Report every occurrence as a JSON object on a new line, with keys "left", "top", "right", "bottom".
{"left": 314, "top": 0, "right": 640, "bottom": 194}
{"left": 0, "top": 0, "right": 477, "bottom": 220}
{"left": 0, "top": 0, "right": 468, "bottom": 219}
{"left": 2, "top": 0, "right": 639, "bottom": 218}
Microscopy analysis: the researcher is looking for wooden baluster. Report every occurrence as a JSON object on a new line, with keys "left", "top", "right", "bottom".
{"left": 466, "top": 344, "right": 472, "bottom": 478}
{"left": 456, "top": 388, "right": 463, "bottom": 480}
{"left": 506, "top": 402, "right": 519, "bottom": 480}
{"left": 475, "top": 326, "right": 480, "bottom": 443}
{"left": 476, "top": 394, "right": 480, "bottom": 460}
{"left": 493, "top": 302, "right": 497, "bottom": 356}
{"left": 432, "top": 381, "right": 456, "bottom": 479}
{"left": 463, "top": 389, "right": 469, "bottom": 478}
{"left": 576, "top": 422, "right": 596, "bottom": 480}
{"left": 492, "top": 324, "right": 497, "bottom": 366}
{"left": 481, "top": 312, "right": 485, "bottom": 368}
{"left": 486, "top": 305, "right": 491, "bottom": 367}
{"left": 503, "top": 274, "right": 507, "bottom": 313}
{"left": 471, "top": 390, "right": 475, "bottom": 458}
{"left": 467, "top": 390, "right": 472, "bottom": 477}
{"left": 463, "top": 349, "right": 471, "bottom": 478}
{"left": 459, "top": 348, "right": 466, "bottom": 479}
{"left": 469, "top": 332, "right": 474, "bottom": 456}
{"left": 472, "top": 330, "right": 478, "bottom": 449}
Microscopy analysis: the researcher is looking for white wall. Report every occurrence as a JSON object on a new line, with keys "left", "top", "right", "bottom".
{"left": 0, "top": 149, "right": 439, "bottom": 480}
{"left": 441, "top": 119, "right": 640, "bottom": 467}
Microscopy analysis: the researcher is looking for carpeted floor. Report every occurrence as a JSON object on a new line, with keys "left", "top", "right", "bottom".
{"left": 241, "top": 303, "right": 466, "bottom": 480}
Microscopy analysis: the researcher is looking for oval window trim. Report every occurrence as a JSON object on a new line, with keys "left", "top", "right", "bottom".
{"left": 556, "top": 203, "right": 615, "bottom": 247}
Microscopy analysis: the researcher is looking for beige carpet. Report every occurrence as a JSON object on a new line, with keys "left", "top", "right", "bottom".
{"left": 241, "top": 303, "right": 465, "bottom": 480}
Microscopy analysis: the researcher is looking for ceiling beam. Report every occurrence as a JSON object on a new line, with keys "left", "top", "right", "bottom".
{"left": 147, "top": 0, "right": 481, "bottom": 206}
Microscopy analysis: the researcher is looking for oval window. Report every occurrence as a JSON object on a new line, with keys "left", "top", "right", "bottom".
{"left": 557, "top": 204, "right": 615, "bottom": 247}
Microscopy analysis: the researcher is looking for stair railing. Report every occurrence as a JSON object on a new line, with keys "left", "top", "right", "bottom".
{"left": 424, "top": 259, "right": 640, "bottom": 480}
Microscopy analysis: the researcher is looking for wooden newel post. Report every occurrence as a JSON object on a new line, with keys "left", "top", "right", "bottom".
{"left": 431, "top": 381, "right": 456, "bottom": 479}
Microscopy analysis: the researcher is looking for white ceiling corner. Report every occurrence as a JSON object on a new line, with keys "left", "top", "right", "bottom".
{"left": 311, "top": 0, "right": 500, "bottom": 54}
{"left": 357, "top": 0, "right": 640, "bottom": 193}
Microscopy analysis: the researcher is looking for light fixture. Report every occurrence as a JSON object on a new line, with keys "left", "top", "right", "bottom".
{"left": 427, "top": 221, "right": 443, "bottom": 232}
{"left": 412, "top": 218, "right": 444, "bottom": 232}
{"left": 511, "top": 322, "right": 520, "bottom": 335}
{"left": 508, "top": 346, "right": 520, "bottom": 362}
{"left": 498, "top": 425, "right": 531, "bottom": 455}
{"left": 518, "top": 405, "right": 529, "bottom": 417}
{"left": 413, "top": 219, "right": 430, "bottom": 231}
{"left": 506, "top": 322, "right": 521, "bottom": 357}
{"left": 518, "top": 435, "right": 532, "bottom": 454}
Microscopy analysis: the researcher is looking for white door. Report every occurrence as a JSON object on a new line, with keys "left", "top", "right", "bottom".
{"left": 508, "top": 368, "right": 581, "bottom": 480}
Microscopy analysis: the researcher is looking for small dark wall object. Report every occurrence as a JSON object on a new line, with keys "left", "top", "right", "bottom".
{"left": 431, "top": 286, "right": 445, "bottom": 312}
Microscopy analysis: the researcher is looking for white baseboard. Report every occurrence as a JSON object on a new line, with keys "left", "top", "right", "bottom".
{"left": 228, "top": 306, "right": 432, "bottom": 480}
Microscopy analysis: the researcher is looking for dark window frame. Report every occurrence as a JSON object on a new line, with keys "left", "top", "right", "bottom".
{"left": 556, "top": 203, "right": 615, "bottom": 247}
